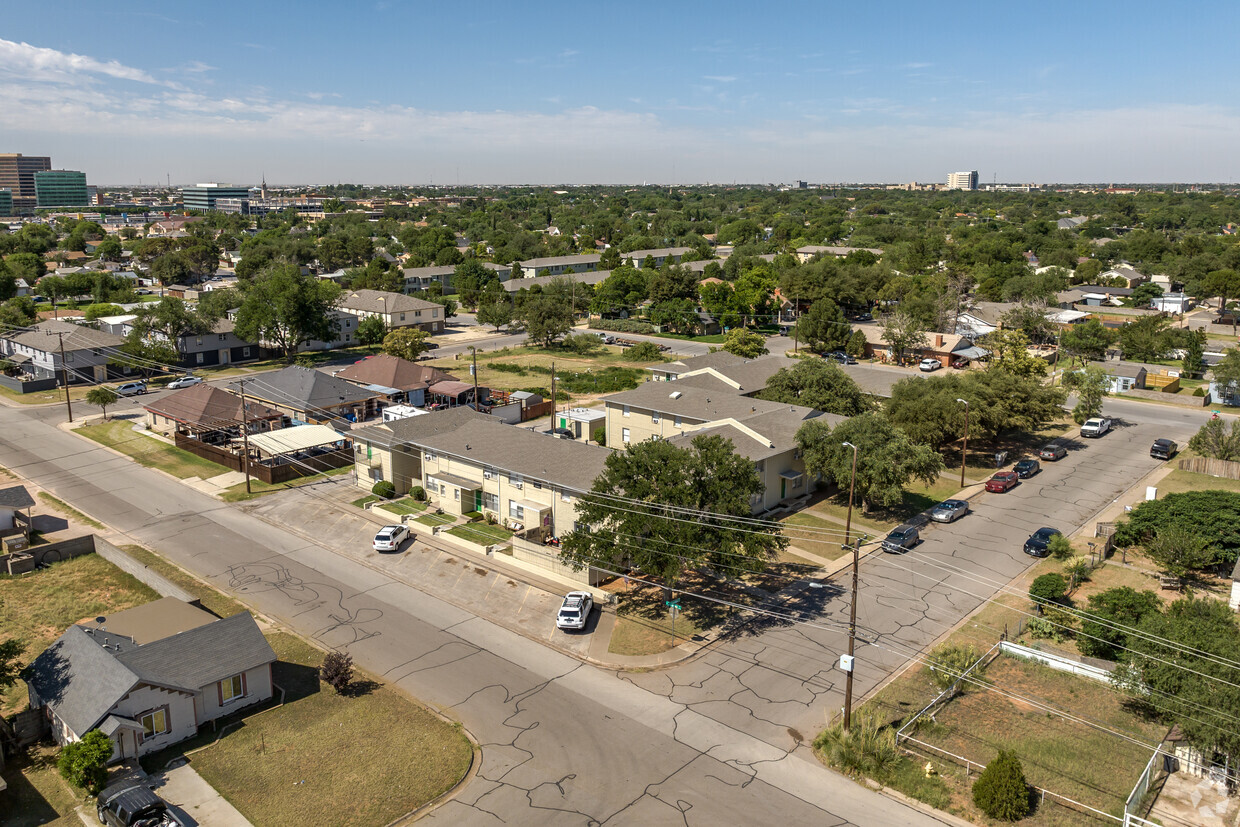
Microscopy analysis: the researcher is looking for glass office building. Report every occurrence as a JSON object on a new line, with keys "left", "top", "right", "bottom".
{"left": 34, "top": 170, "right": 89, "bottom": 207}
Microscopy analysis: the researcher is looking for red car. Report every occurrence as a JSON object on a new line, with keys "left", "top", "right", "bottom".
{"left": 985, "top": 471, "right": 1019, "bottom": 493}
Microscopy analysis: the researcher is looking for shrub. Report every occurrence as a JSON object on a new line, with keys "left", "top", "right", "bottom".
{"left": 58, "top": 730, "right": 113, "bottom": 792}
{"left": 489, "top": 362, "right": 528, "bottom": 375}
{"left": 926, "top": 644, "right": 986, "bottom": 695}
{"left": 972, "top": 749, "right": 1030, "bottom": 821}
{"left": 1025, "top": 616, "right": 1066, "bottom": 642}
{"left": 320, "top": 651, "right": 353, "bottom": 693}
{"left": 562, "top": 332, "right": 604, "bottom": 354}
{"left": 371, "top": 480, "right": 396, "bottom": 499}
{"left": 1193, "top": 387, "right": 1206, "bottom": 397}
{"left": 1047, "top": 533, "right": 1073, "bottom": 560}
{"left": 592, "top": 427, "right": 607, "bottom": 446}
{"left": 590, "top": 318, "right": 655, "bottom": 334}
{"left": 410, "top": 485, "right": 426, "bottom": 502}
{"left": 626, "top": 341, "right": 664, "bottom": 361}
{"left": 813, "top": 711, "right": 900, "bottom": 781}
{"left": 1029, "top": 573, "right": 1068, "bottom": 605}
{"left": 1062, "top": 556, "right": 1092, "bottom": 590}
{"left": 485, "top": 512, "right": 498, "bottom": 525}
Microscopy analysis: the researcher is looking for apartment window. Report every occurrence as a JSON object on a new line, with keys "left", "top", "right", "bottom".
{"left": 453, "top": 488, "right": 460, "bottom": 501}
{"left": 196, "top": 336, "right": 203, "bottom": 346}
{"left": 755, "top": 462, "right": 765, "bottom": 473}
{"left": 674, "top": 415, "right": 682, "bottom": 426}
{"left": 532, "top": 481, "right": 542, "bottom": 490}
{"left": 415, "top": 310, "right": 422, "bottom": 317}
{"left": 399, "top": 313, "right": 406, "bottom": 321}
{"left": 623, "top": 405, "right": 630, "bottom": 417}
{"left": 792, "top": 476, "right": 803, "bottom": 489}
{"left": 483, "top": 492, "right": 499, "bottom": 511}
{"left": 140, "top": 707, "right": 169, "bottom": 739}
{"left": 196, "top": 353, "right": 205, "bottom": 364}
{"left": 219, "top": 333, "right": 227, "bottom": 341}
{"left": 65, "top": 352, "right": 74, "bottom": 362}
{"left": 652, "top": 411, "right": 660, "bottom": 424}
{"left": 509, "top": 501, "right": 524, "bottom": 519}
{"left": 622, "top": 427, "right": 631, "bottom": 444}
{"left": 220, "top": 673, "right": 244, "bottom": 704}
{"left": 509, "top": 473, "right": 523, "bottom": 489}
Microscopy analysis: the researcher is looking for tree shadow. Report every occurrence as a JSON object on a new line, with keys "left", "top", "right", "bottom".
{"left": 0, "top": 749, "right": 64, "bottom": 827}
{"left": 340, "top": 678, "right": 380, "bottom": 698}
{"left": 717, "top": 578, "right": 847, "bottom": 641}
{"left": 272, "top": 660, "right": 321, "bottom": 703}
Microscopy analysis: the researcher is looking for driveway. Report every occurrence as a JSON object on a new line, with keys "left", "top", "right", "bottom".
{"left": 152, "top": 761, "right": 253, "bottom": 827}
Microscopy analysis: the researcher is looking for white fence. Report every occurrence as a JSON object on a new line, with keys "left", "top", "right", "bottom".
{"left": 999, "top": 641, "right": 1115, "bottom": 684}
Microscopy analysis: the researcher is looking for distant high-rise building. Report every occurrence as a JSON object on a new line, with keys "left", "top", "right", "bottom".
{"left": 0, "top": 153, "right": 53, "bottom": 213}
{"left": 182, "top": 183, "right": 254, "bottom": 212}
{"left": 34, "top": 170, "right": 89, "bottom": 208}
{"left": 0, "top": 189, "right": 12, "bottom": 216}
{"left": 947, "top": 171, "right": 979, "bottom": 191}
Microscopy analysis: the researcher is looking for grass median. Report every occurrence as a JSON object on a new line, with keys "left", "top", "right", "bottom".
{"left": 76, "top": 419, "right": 229, "bottom": 479}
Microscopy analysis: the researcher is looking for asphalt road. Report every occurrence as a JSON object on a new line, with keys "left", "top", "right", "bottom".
{"left": 0, "top": 402, "right": 942, "bottom": 826}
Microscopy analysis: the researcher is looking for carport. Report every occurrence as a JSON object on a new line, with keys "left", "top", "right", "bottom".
{"left": 245, "top": 424, "right": 349, "bottom": 461}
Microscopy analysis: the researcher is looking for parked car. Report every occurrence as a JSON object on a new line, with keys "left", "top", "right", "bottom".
{"left": 556, "top": 591, "right": 594, "bottom": 630}
{"left": 372, "top": 524, "right": 410, "bottom": 552}
{"left": 855, "top": 312, "right": 873, "bottom": 322}
{"left": 918, "top": 358, "right": 942, "bottom": 372}
{"left": 1024, "top": 527, "right": 1061, "bottom": 558}
{"left": 1080, "top": 417, "right": 1112, "bottom": 438}
{"left": 950, "top": 358, "right": 969, "bottom": 369}
{"left": 545, "top": 428, "right": 575, "bottom": 439}
{"left": 165, "top": 375, "right": 203, "bottom": 390}
{"left": 113, "top": 381, "right": 148, "bottom": 396}
{"left": 97, "top": 781, "right": 183, "bottom": 827}
{"left": 929, "top": 499, "right": 970, "bottom": 523}
{"left": 882, "top": 524, "right": 921, "bottom": 553}
{"left": 1038, "top": 444, "right": 1068, "bottom": 461}
{"left": 1150, "top": 438, "right": 1178, "bottom": 460}
{"left": 825, "top": 351, "right": 857, "bottom": 365}
{"left": 1014, "top": 458, "right": 1041, "bottom": 478}
{"left": 985, "top": 471, "right": 1020, "bottom": 493}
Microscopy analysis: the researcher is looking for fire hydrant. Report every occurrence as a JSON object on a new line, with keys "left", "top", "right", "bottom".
{"left": 924, "top": 762, "right": 938, "bottom": 778}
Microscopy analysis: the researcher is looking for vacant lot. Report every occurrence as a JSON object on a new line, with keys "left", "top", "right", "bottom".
{"left": 423, "top": 343, "right": 656, "bottom": 403}
{"left": 145, "top": 633, "right": 473, "bottom": 827}
{"left": 77, "top": 419, "right": 228, "bottom": 479}
{"left": 0, "top": 554, "right": 159, "bottom": 714}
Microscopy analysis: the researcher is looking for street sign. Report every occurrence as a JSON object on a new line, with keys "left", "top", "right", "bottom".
{"left": 664, "top": 599, "right": 681, "bottom": 609}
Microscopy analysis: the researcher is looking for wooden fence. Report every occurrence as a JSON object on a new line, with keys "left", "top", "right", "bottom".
{"left": 1177, "top": 456, "right": 1240, "bottom": 481}
{"left": 173, "top": 432, "right": 352, "bottom": 484}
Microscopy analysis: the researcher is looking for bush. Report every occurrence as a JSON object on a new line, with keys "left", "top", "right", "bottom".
{"left": 562, "top": 332, "right": 604, "bottom": 354}
{"left": 926, "top": 644, "right": 986, "bottom": 695}
{"left": 590, "top": 318, "right": 655, "bottom": 334}
{"left": 58, "top": 730, "right": 113, "bottom": 792}
{"left": 813, "top": 711, "right": 900, "bottom": 781}
{"left": 320, "top": 651, "right": 353, "bottom": 693}
{"left": 1193, "top": 387, "right": 1206, "bottom": 397}
{"left": 626, "top": 341, "right": 664, "bottom": 361}
{"left": 972, "top": 749, "right": 1030, "bottom": 821}
{"left": 592, "top": 427, "right": 606, "bottom": 446}
{"left": 1047, "top": 533, "right": 1073, "bottom": 560}
{"left": 1025, "top": 616, "right": 1066, "bottom": 642}
{"left": 489, "top": 362, "right": 528, "bottom": 375}
{"left": 1029, "top": 573, "right": 1068, "bottom": 605}
{"left": 371, "top": 480, "right": 396, "bottom": 499}
{"left": 410, "top": 485, "right": 426, "bottom": 502}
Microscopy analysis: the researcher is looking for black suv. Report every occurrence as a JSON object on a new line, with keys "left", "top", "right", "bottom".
{"left": 97, "top": 781, "right": 182, "bottom": 827}
{"left": 1150, "top": 439, "right": 1178, "bottom": 460}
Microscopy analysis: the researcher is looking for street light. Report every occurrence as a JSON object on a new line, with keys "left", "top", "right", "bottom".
{"left": 840, "top": 439, "right": 860, "bottom": 731}
{"left": 956, "top": 398, "right": 970, "bottom": 488}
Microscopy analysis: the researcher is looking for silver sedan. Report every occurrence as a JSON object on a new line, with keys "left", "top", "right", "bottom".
{"left": 929, "top": 499, "right": 970, "bottom": 523}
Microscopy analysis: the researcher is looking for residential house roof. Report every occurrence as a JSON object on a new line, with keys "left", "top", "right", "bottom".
{"left": 676, "top": 355, "right": 801, "bottom": 395}
{"left": 603, "top": 378, "right": 811, "bottom": 423}
{"left": 1088, "top": 360, "right": 1146, "bottom": 379}
{"left": 333, "top": 354, "right": 455, "bottom": 392}
{"left": 1057, "top": 216, "right": 1089, "bottom": 230}
{"left": 144, "top": 383, "right": 283, "bottom": 429}
{"left": 0, "top": 485, "right": 35, "bottom": 510}
{"left": 519, "top": 253, "right": 601, "bottom": 269}
{"left": 2, "top": 319, "right": 125, "bottom": 353}
{"left": 502, "top": 269, "right": 611, "bottom": 293}
{"left": 623, "top": 247, "right": 693, "bottom": 261}
{"left": 654, "top": 350, "right": 750, "bottom": 377}
{"left": 351, "top": 406, "right": 487, "bottom": 450}
{"left": 229, "top": 366, "right": 381, "bottom": 413}
{"left": 961, "top": 302, "right": 1020, "bottom": 327}
{"left": 668, "top": 406, "right": 837, "bottom": 462}
{"left": 80, "top": 597, "right": 214, "bottom": 645}
{"left": 796, "top": 245, "right": 884, "bottom": 257}
{"left": 851, "top": 324, "right": 973, "bottom": 354}
{"left": 402, "top": 262, "right": 509, "bottom": 281}
{"left": 338, "top": 289, "right": 441, "bottom": 316}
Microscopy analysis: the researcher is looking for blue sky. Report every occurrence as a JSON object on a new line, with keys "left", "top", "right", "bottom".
{"left": 2, "top": 1, "right": 1237, "bottom": 185}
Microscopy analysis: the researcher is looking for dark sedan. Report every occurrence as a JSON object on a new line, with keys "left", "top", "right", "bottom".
{"left": 1014, "top": 458, "right": 1040, "bottom": 478}
{"left": 825, "top": 351, "right": 858, "bottom": 365}
{"left": 1024, "top": 527, "right": 1061, "bottom": 558}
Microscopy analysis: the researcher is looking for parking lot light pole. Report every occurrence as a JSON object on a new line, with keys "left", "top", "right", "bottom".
{"left": 956, "top": 398, "right": 969, "bottom": 488}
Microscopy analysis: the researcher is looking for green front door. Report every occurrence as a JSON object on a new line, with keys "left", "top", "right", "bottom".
{"left": 781, "top": 478, "right": 786, "bottom": 498}
{"left": 474, "top": 490, "right": 483, "bottom": 512}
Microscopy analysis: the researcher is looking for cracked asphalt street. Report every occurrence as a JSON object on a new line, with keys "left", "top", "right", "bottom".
{"left": 0, "top": 393, "right": 1205, "bottom": 825}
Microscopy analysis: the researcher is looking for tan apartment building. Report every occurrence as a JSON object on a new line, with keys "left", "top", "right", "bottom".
{"left": 337, "top": 289, "right": 445, "bottom": 334}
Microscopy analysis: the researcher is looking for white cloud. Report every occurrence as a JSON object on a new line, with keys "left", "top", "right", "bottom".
{"left": 0, "top": 38, "right": 173, "bottom": 86}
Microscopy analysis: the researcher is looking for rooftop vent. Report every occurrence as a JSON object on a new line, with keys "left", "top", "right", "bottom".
{"left": 669, "top": 391, "right": 682, "bottom": 399}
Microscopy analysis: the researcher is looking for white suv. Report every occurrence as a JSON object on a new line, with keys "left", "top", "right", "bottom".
{"left": 372, "top": 524, "right": 410, "bottom": 552}
{"left": 556, "top": 591, "right": 594, "bottom": 631}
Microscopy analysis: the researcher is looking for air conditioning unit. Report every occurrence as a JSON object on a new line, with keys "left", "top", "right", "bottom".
{"left": 669, "top": 391, "right": 682, "bottom": 399}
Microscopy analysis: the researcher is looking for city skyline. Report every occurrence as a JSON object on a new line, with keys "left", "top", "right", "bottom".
{"left": 3, "top": 1, "right": 1239, "bottom": 185}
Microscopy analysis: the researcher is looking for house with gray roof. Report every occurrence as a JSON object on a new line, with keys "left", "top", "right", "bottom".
{"left": 229, "top": 365, "right": 384, "bottom": 424}
{"left": 1085, "top": 360, "right": 1147, "bottom": 393}
{"left": 23, "top": 599, "right": 276, "bottom": 762}
{"left": 402, "top": 261, "right": 510, "bottom": 293}
{"left": 337, "top": 289, "right": 445, "bottom": 334}
{"left": 0, "top": 319, "right": 128, "bottom": 385}
{"left": 517, "top": 253, "right": 601, "bottom": 278}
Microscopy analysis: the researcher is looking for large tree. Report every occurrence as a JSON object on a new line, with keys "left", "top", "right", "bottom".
{"left": 978, "top": 328, "right": 1047, "bottom": 378}
{"left": 132, "top": 297, "right": 211, "bottom": 356}
{"left": 452, "top": 258, "right": 495, "bottom": 308}
{"left": 796, "top": 413, "right": 944, "bottom": 512}
{"left": 759, "top": 359, "right": 874, "bottom": 417}
{"left": 880, "top": 308, "right": 927, "bottom": 364}
{"left": 1114, "top": 490, "right": 1240, "bottom": 567}
{"left": 514, "top": 288, "right": 574, "bottom": 346}
{"left": 720, "top": 328, "right": 768, "bottom": 359}
{"left": 1063, "top": 363, "right": 1109, "bottom": 424}
{"left": 1075, "top": 586, "right": 1163, "bottom": 661}
{"left": 1118, "top": 313, "right": 1173, "bottom": 362}
{"left": 381, "top": 327, "right": 431, "bottom": 361}
{"left": 232, "top": 264, "right": 342, "bottom": 362}
{"left": 1189, "top": 418, "right": 1240, "bottom": 461}
{"left": 1059, "top": 318, "right": 1116, "bottom": 365}
{"left": 795, "top": 299, "right": 850, "bottom": 354}
{"left": 1212, "top": 348, "right": 1240, "bottom": 403}
{"left": 559, "top": 435, "right": 786, "bottom": 584}
{"left": 476, "top": 287, "right": 514, "bottom": 332}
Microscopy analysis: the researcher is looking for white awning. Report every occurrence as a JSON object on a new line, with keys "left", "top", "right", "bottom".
{"left": 247, "top": 424, "right": 346, "bottom": 455}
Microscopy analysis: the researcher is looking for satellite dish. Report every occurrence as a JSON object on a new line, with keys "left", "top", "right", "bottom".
{"left": 95, "top": 616, "right": 106, "bottom": 625}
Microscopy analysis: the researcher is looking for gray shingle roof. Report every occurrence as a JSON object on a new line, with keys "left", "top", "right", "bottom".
{"left": 502, "top": 269, "right": 611, "bottom": 293}
{"left": 668, "top": 408, "right": 834, "bottom": 461}
{"left": 654, "top": 351, "right": 749, "bottom": 376}
{"left": 117, "top": 612, "right": 275, "bottom": 692}
{"left": 231, "top": 366, "right": 380, "bottom": 411}
{"left": 2, "top": 320, "right": 125, "bottom": 353}
{"left": 603, "top": 377, "right": 803, "bottom": 423}
{"left": 338, "top": 289, "right": 441, "bottom": 315}
{"left": 351, "top": 406, "right": 487, "bottom": 449}
{"left": 23, "top": 625, "right": 140, "bottom": 736}
{"left": 0, "top": 485, "right": 35, "bottom": 509}
{"left": 419, "top": 419, "right": 611, "bottom": 492}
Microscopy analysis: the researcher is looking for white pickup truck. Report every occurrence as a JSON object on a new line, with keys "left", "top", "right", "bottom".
{"left": 1080, "top": 417, "right": 1112, "bottom": 438}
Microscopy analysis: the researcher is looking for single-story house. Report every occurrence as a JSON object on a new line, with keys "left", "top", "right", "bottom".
{"left": 428, "top": 380, "right": 489, "bottom": 409}
{"left": 143, "top": 383, "right": 286, "bottom": 438}
{"left": 0, "top": 320, "right": 128, "bottom": 385}
{"left": 23, "top": 599, "right": 276, "bottom": 762}
{"left": 849, "top": 326, "right": 980, "bottom": 366}
{"left": 332, "top": 354, "right": 456, "bottom": 407}
{"left": 337, "top": 289, "right": 445, "bottom": 334}
{"left": 1086, "top": 361, "right": 1147, "bottom": 393}
{"left": 1099, "top": 264, "right": 1147, "bottom": 287}
{"left": 1151, "top": 293, "right": 1193, "bottom": 314}
{"left": 229, "top": 366, "right": 384, "bottom": 424}
{"left": 552, "top": 407, "right": 606, "bottom": 442}
{"left": 1057, "top": 285, "right": 1134, "bottom": 307}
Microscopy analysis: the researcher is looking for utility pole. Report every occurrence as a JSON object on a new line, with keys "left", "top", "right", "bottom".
{"left": 550, "top": 360, "right": 557, "bottom": 420}
{"left": 46, "top": 331, "right": 73, "bottom": 423}
{"left": 956, "top": 398, "right": 970, "bottom": 488}
{"left": 237, "top": 379, "right": 253, "bottom": 494}
{"left": 843, "top": 532, "right": 864, "bottom": 731}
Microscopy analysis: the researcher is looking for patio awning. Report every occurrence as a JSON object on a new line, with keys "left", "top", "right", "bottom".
{"left": 428, "top": 472, "right": 480, "bottom": 489}
{"left": 514, "top": 499, "right": 551, "bottom": 514}
{"left": 246, "top": 424, "right": 345, "bottom": 455}
{"left": 778, "top": 469, "right": 805, "bottom": 480}
{"left": 952, "top": 346, "right": 989, "bottom": 360}
{"left": 363, "top": 383, "right": 403, "bottom": 396}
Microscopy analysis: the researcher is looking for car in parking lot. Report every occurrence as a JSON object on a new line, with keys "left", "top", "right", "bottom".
{"left": 825, "top": 351, "right": 857, "bottom": 365}
{"left": 1080, "top": 417, "right": 1112, "bottom": 438}
{"left": 113, "top": 381, "right": 148, "bottom": 396}
{"left": 544, "top": 428, "right": 575, "bottom": 439}
{"left": 1014, "top": 458, "right": 1041, "bottom": 478}
{"left": 165, "top": 375, "right": 203, "bottom": 390}
{"left": 556, "top": 591, "right": 594, "bottom": 630}
{"left": 929, "top": 499, "right": 970, "bottom": 523}
{"left": 882, "top": 524, "right": 920, "bottom": 553}
{"left": 918, "top": 358, "right": 942, "bottom": 372}
{"left": 1150, "top": 438, "right": 1178, "bottom": 460}
{"left": 1038, "top": 444, "right": 1068, "bottom": 461}
{"left": 1024, "top": 527, "right": 1061, "bottom": 558}
{"left": 985, "top": 471, "right": 1019, "bottom": 493}
{"left": 372, "top": 524, "right": 410, "bottom": 552}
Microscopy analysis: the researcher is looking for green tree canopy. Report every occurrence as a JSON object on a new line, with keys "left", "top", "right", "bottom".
{"left": 381, "top": 327, "right": 431, "bottom": 361}
{"left": 795, "top": 299, "right": 850, "bottom": 354}
{"left": 356, "top": 315, "right": 387, "bottom": 347}
{"left": 1113, "top": 490, "right": 1240, "bottom": 567}
{"left": 720, "top": 328, "right": 768, "bottom": 358}
{"left": 1063, "top": 364, "right": 1109, "bottom": 424}
{"left": 559, "top": 435, "right": 786, "bottom": 584}
{"left": 515, "top": 288, "right": 574, "bottom": 346}
{"left": 1059, "top": 318, "right": 1116, "bottom": 365}
{"left": 1189, "top": 418, "right": 1240, "bottom": 461}
{"left": 1076, "top": 586, "right": 1163, "bottom": 661}
{"left": 232, "top": 264, "right": 342, "bottom": 362}
{"left": 795, "top": 413, "right": 944, "bottom": 512}
{"left": 759, "top": 359, "right": 875, "bottom": 417}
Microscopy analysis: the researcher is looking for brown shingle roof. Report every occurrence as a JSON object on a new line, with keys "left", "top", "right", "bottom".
{"left": 143, "top": 383, "right": 283, "bottom": 429}
{"left": 333, "top": 354, "right": 455, "bottom": 392}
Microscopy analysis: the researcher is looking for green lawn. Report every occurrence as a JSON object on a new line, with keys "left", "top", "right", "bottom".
{"left": 0, "top": 555, "right": 159, "bottom": 715}
{"left": 779, "top": 512, "right": 854, "bottom": 561}
{"left": 380, "top": 497, "right": 429, "bottom": 515}
{"left": 798, "top": 476, "right": 963, "bottom": 537}
{"left": 416, "top": 513, "right": 451, "bottom": 527}
{"left": 219, "top": 465, "right": 353, "bottom": 502}
{"left": 0, "top": 745, "right": 86, "bottom": 827}
{"left": 0, "top": 382, "right": 98, "bottom": 406}
{"left": 1156, "top": 467, "right": 1240, "bottom": 496}
{"left": 76, "top": 420, "right": 229, "bottom": 479}
{"left": 144, "top": 633, "right": 473, "bottom": 827}
{"left": 447, "top": 522, "right": 512, "bottom": 545}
